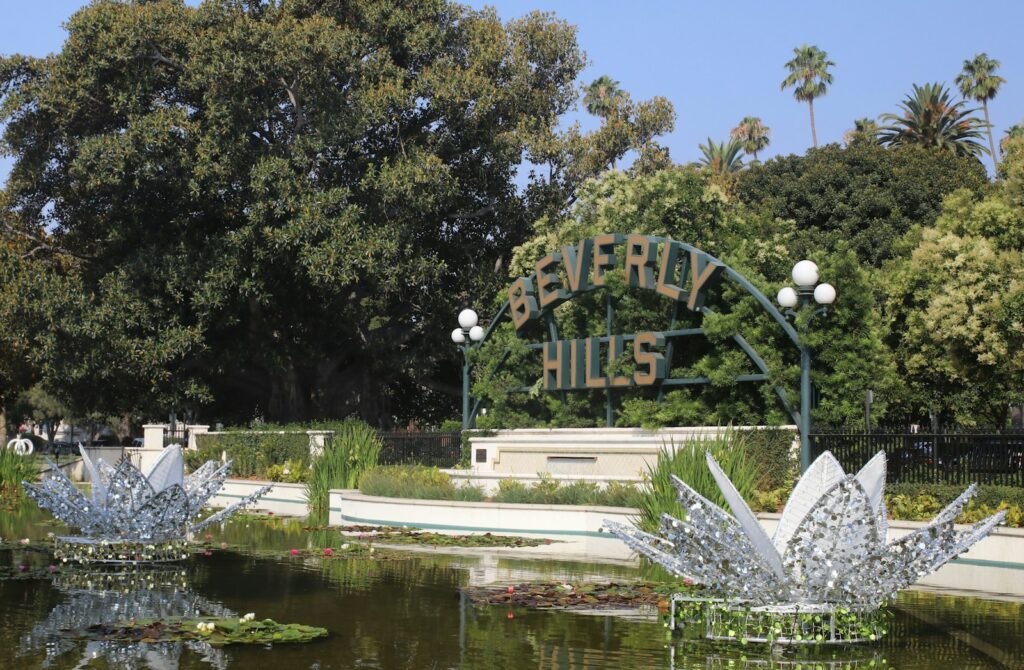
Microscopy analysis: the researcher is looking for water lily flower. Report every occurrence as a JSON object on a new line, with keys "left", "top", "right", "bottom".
{"left": 323, "top": 548, "right": 333, "bottom": 556}
{"left": 289, "top": 548, "right": 299, "bottom": 556}
{"left": 220, "top": 542, "right": 228, "bottom": 550}
{"left": 47, "top": 565, "right": 57, "bottom": 573}
{"left": 340, "top": 543, "right": 350, "bottom": 550}
{"left": 243, "top": 612, "right": 256, "bottom": 622}
{"left": 19, "top": 538, "right": 30, "bottom": 545}
{"left": 46, "top": 532, "right": 55, "bottom": 539}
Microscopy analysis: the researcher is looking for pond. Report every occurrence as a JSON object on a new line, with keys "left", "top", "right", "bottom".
{"left": 1, "top": 501, "right": 1022, "bottom": 670}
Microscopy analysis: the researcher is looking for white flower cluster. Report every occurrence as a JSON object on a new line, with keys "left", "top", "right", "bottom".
{"left": 195, "top": 621, "right": 216, "bottom": 634}
{"left": 239, "top": 612, "right": 256, "bottom": 623}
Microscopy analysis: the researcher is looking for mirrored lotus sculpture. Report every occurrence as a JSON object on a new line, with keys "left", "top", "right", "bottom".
{"left": 605, "top": 450, "right": 1005, "bottom": 643}
{"left": 24, "top": 445, "right": 270, "bottom": 562}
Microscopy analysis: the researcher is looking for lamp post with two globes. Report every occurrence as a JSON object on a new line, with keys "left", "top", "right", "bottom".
{"left": 776, "top": 260, "right": 836, "bottom": 473}
{"left": 451, "top": 308, "right": 485, "bottom": 430}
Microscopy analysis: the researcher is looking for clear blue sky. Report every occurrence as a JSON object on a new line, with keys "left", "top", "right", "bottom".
{"left": 2, "top": 0, "right": 1022, "bottom": 183}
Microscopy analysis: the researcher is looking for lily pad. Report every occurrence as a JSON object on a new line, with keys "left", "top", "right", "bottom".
{"left": 64, "top": 616, "right": 328, "bottom": 646}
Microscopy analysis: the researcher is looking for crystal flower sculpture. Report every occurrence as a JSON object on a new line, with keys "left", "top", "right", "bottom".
{"left": 605, "top": 450, "right": 1005, "bottom": 609}
{"left": 25, "top": 445, "right": 270, "bottom": 546}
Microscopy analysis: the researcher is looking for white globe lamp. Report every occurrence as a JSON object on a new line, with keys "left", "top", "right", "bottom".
{"left": 777, "top": 286, "right": 798, "bottom": 309}
{"left": 792, "top": 260, "right": 819, "bottom": 287}
{"left": 450, "top": 328, "right": 466, "bottom": 344}
{"left": 458, "top": 309, "right": 478, "bottom": 330}
{"left": 814, "top": 283, "right": 837, "bottom": 305}
{"left": 469, "top": 325, "right": 485, "bottom": 342}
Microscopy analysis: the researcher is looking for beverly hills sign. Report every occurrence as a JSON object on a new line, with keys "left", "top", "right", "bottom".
{"left": 506, "top": 234, "right": 724, "bottom": 392}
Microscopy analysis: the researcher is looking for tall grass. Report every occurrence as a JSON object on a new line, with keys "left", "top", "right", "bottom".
{"left": 636, "top": 429, "right": 757, "bottom": 533}
{"left": 492, "top": 477, "right": 642, "bottom": 507}
{"left": 0, "top": 448, "right": 37, "bottom": 500}
{"left": 305, "top": 420, "right": 384, "bottom": 524}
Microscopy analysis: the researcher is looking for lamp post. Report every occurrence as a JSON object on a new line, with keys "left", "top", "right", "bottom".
{"left": 776, "top": 260, "right": 836, "bottom": 473}
{"left": 451, "top": 308, "right": 485, "bottom": 430}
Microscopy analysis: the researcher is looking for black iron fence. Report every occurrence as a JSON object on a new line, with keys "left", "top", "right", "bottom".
{"left": 377, "top": 431, "right": 463, "bottom": 468}
{"left": 810, "top": 429, "right": 1024, "bottom": 487}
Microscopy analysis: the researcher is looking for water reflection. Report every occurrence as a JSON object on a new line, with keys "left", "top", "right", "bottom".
{"left": 2, "top": 503, "right": 1023, "bottom": 670}
{"left": 18, "top": 566, "right": 232, "bottom": 669}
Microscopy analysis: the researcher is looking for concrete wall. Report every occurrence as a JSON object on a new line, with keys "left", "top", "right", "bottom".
{"left": 207, "top": 479, "right": 300, "bottom": 516}
{"left": 328, "top": 489, "right": 636, "bottom": 560}
{"left": 468, "top": 426, "right": 798, "bottom": 479}
{"left": 327, "top": 489, "right": 1024, "bottom": 597}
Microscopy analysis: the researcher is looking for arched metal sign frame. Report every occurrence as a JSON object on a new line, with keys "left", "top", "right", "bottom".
{"left": 463, "top": 235, "right": 812, "bottom": 466}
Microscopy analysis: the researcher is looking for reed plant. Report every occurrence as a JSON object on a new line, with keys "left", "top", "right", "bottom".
{"left": 636, "top": 429, "right": 757, "bottom": 533}
{"left": 306, "top": 420, "right": 384, "bottom": 524}
{"left": 0, "top": 447, "right": 37, "bottom": 500}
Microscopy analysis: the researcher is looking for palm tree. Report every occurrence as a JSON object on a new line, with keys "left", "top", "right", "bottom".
{"left": 781, "top": 45, "right": 835, "bottom": 148}
{"left": 730, "top": 117, "right": 770, "bottom": 162}
{"left": 1002, "top": 122, "right": 1024, "bottom": 154}
{"left": 878, "top": 83, "right": 988, "bottom": 159}
{"left": 956, "top": 53, "right": 1005, "bottom": 169}
{"left": 583, "top": 76, "right": 628, "bottom": 118}
{"left": 698, "top": 137, "right": 745, "bottom": 174}
{"left": 843, "top": 117, "right": 882, "bottom": 146}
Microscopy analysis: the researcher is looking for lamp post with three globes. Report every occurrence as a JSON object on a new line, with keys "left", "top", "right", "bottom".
{"left": 451, "top": 309, "right": 485, "bottom": 430}
{"left": 777, "top": 260, "right": 836, "bottom": 473}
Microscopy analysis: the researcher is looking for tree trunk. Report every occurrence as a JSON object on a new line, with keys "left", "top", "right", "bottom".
{"left": 983, "top": 102, "right": 998, "bottom": 172}
{"left": 808, "top": 99, "right": 818, "bottom": 148}
{"left": 0, "top": 406, "right": 6, "bottom": 446}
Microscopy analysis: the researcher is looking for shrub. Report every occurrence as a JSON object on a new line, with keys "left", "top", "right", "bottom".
{"left": 306, "top": 420, "right": 384, "bottom": 523}
{"left": 884, "top": 483, "right": 1023, "bottom": 527}
{"left": 491, "top": 476, "right": 641, "bottom": 507}
{"left": 359, "top": 465, "right": 484, "bottom": 502}
{"left": 192, "top": 431, "right": 310, "bottom": 479}
{"left": 0, "top": 448, "right": 37, "bottom": 500}
{"left": 636, "top": 429, "right": 757, "bottom": 533}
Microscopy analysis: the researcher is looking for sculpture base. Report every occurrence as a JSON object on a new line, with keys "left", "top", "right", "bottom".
{"left": 670, "top": 596, "right": 889, "bottom": 644}
{"left": 54, "top": 536, "right": 191, "bottom": 564}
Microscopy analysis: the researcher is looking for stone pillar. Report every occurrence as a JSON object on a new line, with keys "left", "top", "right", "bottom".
{"left": 142, "top": 424, "right": 168, "bottom": 451}
{"left": 307, "top": 430, "right": 333, "bottom": 458}
{"left": 186, "top": 425, "right": 210, "bottom": 451}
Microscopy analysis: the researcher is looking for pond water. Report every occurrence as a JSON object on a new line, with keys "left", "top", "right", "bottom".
{"left": 1, "top": 501, "right": 1022, "bottom": 670}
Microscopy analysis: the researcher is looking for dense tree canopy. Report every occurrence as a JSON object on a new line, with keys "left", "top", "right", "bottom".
{"left": 733, "top": 143, "right": 988, "bottom": 266}
{"left": 0, "top": 0, "right": 673, "bottom": 426}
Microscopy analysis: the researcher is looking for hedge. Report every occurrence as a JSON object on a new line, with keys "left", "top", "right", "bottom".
{"left": 190, "top": 432, "right": 310, "bottom": 479}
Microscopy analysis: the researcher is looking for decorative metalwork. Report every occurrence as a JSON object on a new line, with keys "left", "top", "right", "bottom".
{"left": 605, "top": 450, "right": 1005, "bottom": 643}
{"left": 24, "top": 445, "right": 270, "bottom": 561}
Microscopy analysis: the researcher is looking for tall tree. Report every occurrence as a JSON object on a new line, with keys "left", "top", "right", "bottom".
{"left": 955, "top": 53, "right": 1006, "bottom": 170}
{"left": 698, "top": 137, "right": 745, "bottom": 174}
{"left": 583, "top": 75, "right": 628, "bottom": 118}
{"left": 730, "top": 116, "right": 770, "bottom": 162}
{"left": 879, "top": 83, "right": 988, "bottom": 159}
{"left": 0, "top": 1, "right": 674, "bottom": 426}
{"left": 781, "top": 45, "right": 835, "bottom": 148}
{"left": 843, "top": 118, "right": 882, "bottom": 146}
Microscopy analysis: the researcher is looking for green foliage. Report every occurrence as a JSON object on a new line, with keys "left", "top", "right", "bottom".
{"left": 636, "top": 431, "right": 757, "bottom": 533}
{"left": 743, "top": 428, "right": 798, "bottom": 491}
{"left": 884, "top": 168, "right": 1024, "bottom": 425}
{"left": 730, "top": 117, "right": 770, "bottom": 162}
{"left": 492, "top": 477, "right": 641, "bottom": 507}
{"left": 735, "top": 142, "right": 988, "bottom": 266}
{"left": 879, "top": 83, "right": 988, "bottom": 159}
{"left": 0, "top": 0, "right": 673, "bottom": 426}
{"left": 0, "top": 448, "right": 36, "bottom": 500}
{"left": 67, "top": 616, "right": 327, "bottom": 646}
{"left": 475, "top": 167, "right": 897, "bottom": 429}
{"left": 191, "top": 432, "right": 310, "bottom": 479}
{"left": 697, "top": 137, "right": 745, "bottom": 174}
{"left": 358, "top": 465, "right": 485, "bottom": 501}
{"left": 305, "top": 420, "right": 383, "bottom": 524}
{"left": 885, "top": 487, "right": 1022, "bottom": 528}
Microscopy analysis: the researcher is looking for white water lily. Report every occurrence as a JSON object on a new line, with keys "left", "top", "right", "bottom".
{"left": 605, "top": 450, "right": 1005, "bottom": 609}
